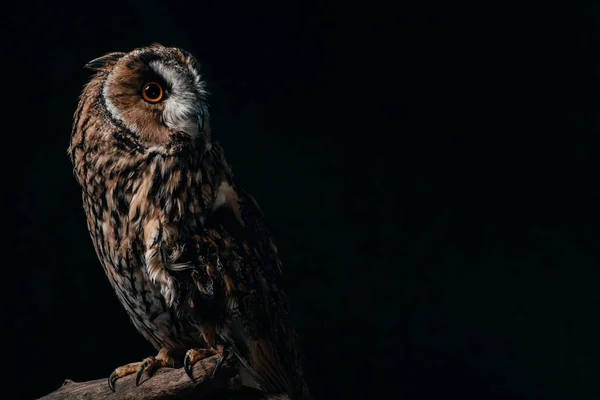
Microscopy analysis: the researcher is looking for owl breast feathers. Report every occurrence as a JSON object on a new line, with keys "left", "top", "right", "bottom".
{"left": 68, "top": 44, "right": 311, "bottom": 399}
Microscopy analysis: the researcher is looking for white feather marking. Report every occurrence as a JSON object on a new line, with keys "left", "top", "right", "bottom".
{"left": 146, "top": 145, "right": 170, "bottom": 155}
{"left": 144, "top": 219, "right": 178, "bottom": 307}
{"left": 211, "top": 181, "right": 245, "bottom": 226}
{"left": 149, "top": 60, "right": 205, "bottom": 138}
{"left": 168, "top": 262, "right": 194, "bottom": 271}
{"left": 103, "top": 75, "right": 139, "bottom": 133}
{"left": 185, "top": 60, "right": 207, "bottom": 93}
{"left": 160, "top": 278, "right": 176, "bottom": 307}
{"left": 212, "top": 181, "right": 235, "bottom": 211}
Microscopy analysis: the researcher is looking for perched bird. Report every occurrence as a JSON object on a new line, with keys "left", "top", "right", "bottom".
{"left": 68, "top": 44, "right": 312, "bottom": 400}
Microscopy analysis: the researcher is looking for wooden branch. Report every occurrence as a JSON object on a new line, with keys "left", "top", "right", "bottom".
{"left": 39, "top": 353, "right": 266, "bottom": 400}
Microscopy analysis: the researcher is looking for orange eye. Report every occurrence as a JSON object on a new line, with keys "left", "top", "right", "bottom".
{"left": 141, "top": 82, "right": 163, "bottom": 103}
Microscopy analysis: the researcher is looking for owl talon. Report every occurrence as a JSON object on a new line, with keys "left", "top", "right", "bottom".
{"left": 136, "top": 357, "right": 153, "bottom": 386}
{"left": 183, "top": 352, "right": 196, "bottom": 382}
{"left": 211, "top": 350, "right": 230, "bottom": 379}
{"left": 108, "top": 371, "right": 117, "bottom": 392}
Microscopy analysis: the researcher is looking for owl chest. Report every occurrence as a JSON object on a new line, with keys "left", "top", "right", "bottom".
{"left": 83, "top": 197, "right": 193, "bottom": 349}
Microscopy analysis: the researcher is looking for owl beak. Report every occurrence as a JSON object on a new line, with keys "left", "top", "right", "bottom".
{"left": 174, "top": 117, "right": 204, "bottom": 139}
{"left": 165, "top": 107, "right": 205, "bottom": 139}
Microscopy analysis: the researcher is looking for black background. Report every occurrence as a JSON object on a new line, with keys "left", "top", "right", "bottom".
{"left": 5, "top": 2, "right": 600, "bottom": 399}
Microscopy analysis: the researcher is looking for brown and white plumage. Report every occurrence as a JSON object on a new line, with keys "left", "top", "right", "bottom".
{"left": 68, "top": 44, "right": 311, "bottom": 399}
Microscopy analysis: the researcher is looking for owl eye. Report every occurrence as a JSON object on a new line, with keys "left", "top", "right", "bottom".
{"left": 141, "top": 82, "right": 164, "bottom": 103}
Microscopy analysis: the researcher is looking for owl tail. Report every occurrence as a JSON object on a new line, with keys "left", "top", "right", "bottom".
{"left": 247, "top": 338, "right": 294, "bottom": 393}
{"left": 219, "top": 318, "right": 309, "bottom": 399}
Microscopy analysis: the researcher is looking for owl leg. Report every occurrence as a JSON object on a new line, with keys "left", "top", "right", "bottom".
{"left": 108, "top": 347, "right": 177, "bottom": 392}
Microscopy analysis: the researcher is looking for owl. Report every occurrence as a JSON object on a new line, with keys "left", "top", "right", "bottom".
{"left": 68, "top": 44, "right": 312, "bottom": 400}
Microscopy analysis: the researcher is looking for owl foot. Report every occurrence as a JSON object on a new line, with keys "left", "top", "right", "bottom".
{"left": 183, "top": 348, "right": 218, "bottom": 382}
{"left": 108, "top": 351, "right": 174, "bottom": 392}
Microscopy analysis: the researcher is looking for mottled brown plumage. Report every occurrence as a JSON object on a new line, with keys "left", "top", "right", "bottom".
{"left": 68, "top": 44, "right": 311, "bottom": 399}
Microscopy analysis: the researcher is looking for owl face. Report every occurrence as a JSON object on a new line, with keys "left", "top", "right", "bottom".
{"left": 87, "top": 44, "right": 209, "bottom": 148}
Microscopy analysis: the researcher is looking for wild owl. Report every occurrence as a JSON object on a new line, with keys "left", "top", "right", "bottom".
{"left": 68, "top": 44, "right": 312, "bottom": 400}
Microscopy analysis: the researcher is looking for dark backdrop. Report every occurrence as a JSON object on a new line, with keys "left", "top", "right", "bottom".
{"left": 5, "top": 2, "right": 600, "bottom": 399}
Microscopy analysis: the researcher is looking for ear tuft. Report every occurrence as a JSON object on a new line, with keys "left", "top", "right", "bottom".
{"left": 84, "top": 52, "right": 126, "bottom": 71}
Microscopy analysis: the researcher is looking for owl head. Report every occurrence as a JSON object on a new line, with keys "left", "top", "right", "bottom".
{"left": 84, "top": 44, "right": 209, "bottom": 149}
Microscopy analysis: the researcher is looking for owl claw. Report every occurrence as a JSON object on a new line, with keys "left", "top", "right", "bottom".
{"left": 183, "top": 352, "right": 196, "bottom": 382}
{"left": 108, "top": 371, "right": 117, "bottom": 392}
{"left": 211, "top": 350, "right": 230, "bottom": 379}
{"left": 136, "top": 358, "right": 152, "bottom": 386}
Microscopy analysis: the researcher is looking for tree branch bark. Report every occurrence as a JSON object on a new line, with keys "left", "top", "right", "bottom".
{"left": 39, "top": 353, "right": 266, "bottom": 400}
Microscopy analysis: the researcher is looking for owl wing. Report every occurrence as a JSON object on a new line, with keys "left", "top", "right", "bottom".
{"left": 170, "top": 184, "right": 304, "bottom": 395}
